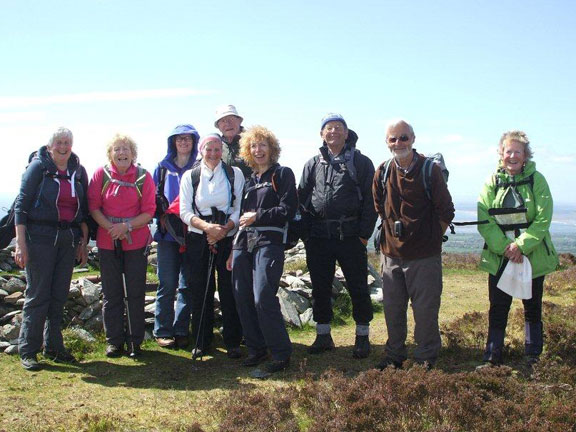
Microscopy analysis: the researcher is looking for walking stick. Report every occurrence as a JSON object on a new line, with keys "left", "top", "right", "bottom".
{"left": 115, "top": 240, "right": 137, "bottom": 359}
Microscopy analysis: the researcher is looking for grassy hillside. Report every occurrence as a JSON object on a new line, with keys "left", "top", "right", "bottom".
{"left": 0, "top": 254, "right": 574, "bottom": 431}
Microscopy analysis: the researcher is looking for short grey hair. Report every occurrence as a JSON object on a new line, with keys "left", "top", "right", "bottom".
{"left": 498, "top": 130, "right": 533, "bottom": 161}
{"left": 385, "top": 119, "right": 414, "bottom": 137}
{"left": 48, "top": 127, "right": 73, "bottom": 146}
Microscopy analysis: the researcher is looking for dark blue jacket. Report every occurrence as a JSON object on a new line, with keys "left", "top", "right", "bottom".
{"left": 14, "top": 145, "right": 88, "bottom": 244}
{"left": 153, "top": 124, "right": 199, "bottom": 242}
{"left": 233, "top": 164, "right": 298, "bottom": 250}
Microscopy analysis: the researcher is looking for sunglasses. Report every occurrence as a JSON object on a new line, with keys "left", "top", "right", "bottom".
{"left": 387, "top": 135, "right": 410, "bottom": 143}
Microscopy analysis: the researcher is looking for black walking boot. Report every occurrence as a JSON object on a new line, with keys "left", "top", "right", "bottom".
{"left": 479, "top": 327, "right": 505, "bottom": 367}
{"left": 525, "top": 321, "right": 543, "bottom": 366}
{"left": 352, "top": 335, "right": 371, "bottom": 359}
{"left": 308, "top": 334, "right": 335, "bottom": 354}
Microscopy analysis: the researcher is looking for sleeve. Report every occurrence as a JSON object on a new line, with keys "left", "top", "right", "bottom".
{"left": 255, "top": 167, "right": 298, "bottom": 225}
{"left": 358, "top": 155, "right": 378, "bottom": 239}
{"left": 14, "top": 160, "right": 44, "bottom": 225}
{"left": 228, "top": 167, "right": 245, "bottom": 229}
{"left": 179, "top": 169, "right": 195, "bottom": 226}
{"left": 297, "top": 158, "right": 316, "bottom": 212}
{"left": 372, "top": 163, "right": 385, "bottom": 218}
{"left": 79, "top": 165, "right": 90, "bottom": 222}
{"left": 139, "top": 172, "right": 156, "bottom": 216}
{"left": 477, "top": 174, "right": 511, "bottom": 255}
{"left": 515, "top": 172, "right": 553, "bottom": 255}
{"left": 87, "top": 167, "right": 105, "bottom": 212}
{"left": 431, "top": 164, "right": 455, "bottom": 224}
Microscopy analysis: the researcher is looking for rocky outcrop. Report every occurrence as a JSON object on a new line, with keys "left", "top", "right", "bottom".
{"left": 0, "top": 241, "right": 383, "bottom": 354}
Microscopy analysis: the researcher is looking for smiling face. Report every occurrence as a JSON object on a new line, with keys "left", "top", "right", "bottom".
{"left": 250, "top": 140, "right": 271, "bottom": 171}
{"left": 501, "top": 139, "right": 527, "bottom": 176}
{"left": 110, "top": 142, "right": 134, "bottom": 173}
{"left": 216, "top": 115, "right": 243, "bottom": 141}
{"left": 202, "top": 139, "right": 223, "bottom": 169}
{"left": 321, "top": 121, "right": 348, "bottom": 150}
{"left": 174, "top": 134, "right": 194, "bottom": 156}
{"left": 48, "top": 134, "right": 73, "bottom": 166}
{"left": 386, "top": 122, "right": 415, "bottom": 161}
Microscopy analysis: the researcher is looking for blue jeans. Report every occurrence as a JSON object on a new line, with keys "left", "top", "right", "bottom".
{"left": 232, "top": 244, "right": 292, "bottom": 361}
{"left": 154, "top": 239, "right": 186, "bottom": 338}
{"left": 19, "top": 229, "right": 75, "bottom": 358}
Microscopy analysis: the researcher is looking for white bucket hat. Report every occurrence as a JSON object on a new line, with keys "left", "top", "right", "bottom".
{"left": 214, "top": 104, "right": 243, "bottom": 128}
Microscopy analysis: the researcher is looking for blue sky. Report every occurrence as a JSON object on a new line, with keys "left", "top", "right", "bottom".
{"left": 1, "top": 0, "right": 575, "bottom": 214}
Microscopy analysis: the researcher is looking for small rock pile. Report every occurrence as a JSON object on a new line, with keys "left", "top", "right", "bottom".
{"left": 0, "top": 241, "right": 383, "bottom": 355}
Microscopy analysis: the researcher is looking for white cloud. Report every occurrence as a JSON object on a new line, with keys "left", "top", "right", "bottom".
{"left": 0, "top": 88, "right": 216, "bottom": 109}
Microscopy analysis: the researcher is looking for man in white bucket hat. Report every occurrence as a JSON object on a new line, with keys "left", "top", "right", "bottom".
{"left": 214, "top": 104, "right": 251, "bottom": 179}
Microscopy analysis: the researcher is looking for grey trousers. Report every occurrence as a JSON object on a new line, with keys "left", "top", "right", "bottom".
{"left": 381, "top": 254, "right": 443, "bottom": 364}
{"left": 18, "top": 230, "right": 76, "bottom": 358}
{"left": 99, "top": 248, "right": 147, "bottom": 346}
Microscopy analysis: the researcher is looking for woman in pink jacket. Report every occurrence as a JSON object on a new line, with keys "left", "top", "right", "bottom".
{"left": 88, "top": 134, "right": 156, "bottom": 358}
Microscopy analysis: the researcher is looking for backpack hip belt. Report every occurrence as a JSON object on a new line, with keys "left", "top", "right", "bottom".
{"left": 108, "top": 216, "right": 134, "bottom": 244}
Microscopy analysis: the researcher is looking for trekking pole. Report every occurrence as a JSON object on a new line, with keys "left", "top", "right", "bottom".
{"left": 115, "top": 240, "right": 137, "bottom": 359}
{"left": 192, "top": 244, "right": 217, "bottom": 360}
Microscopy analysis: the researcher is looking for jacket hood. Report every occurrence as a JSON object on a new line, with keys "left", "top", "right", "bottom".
{"left": 36, "top": 145, "right": 81, "bottom": 173}
{"left": 165, "top": 124, "right": 200, "bottom": 164}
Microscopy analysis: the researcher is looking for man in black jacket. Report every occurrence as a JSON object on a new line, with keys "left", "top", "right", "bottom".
{"left": 298, "top": 113, "right": 377, "bottom": 358}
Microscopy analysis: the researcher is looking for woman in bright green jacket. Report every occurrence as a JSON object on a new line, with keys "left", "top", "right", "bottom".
{"left": 477, "top": 130, "right": 558, "bottom": 368}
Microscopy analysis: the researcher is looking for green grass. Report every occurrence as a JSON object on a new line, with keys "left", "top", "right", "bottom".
{"left": 0, "top": 255, "right": 575, "bottom": 431}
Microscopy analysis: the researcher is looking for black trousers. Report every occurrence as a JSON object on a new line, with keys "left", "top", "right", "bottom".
{"left": 182, "top": 233, "right": 242, "bottom": 350}
{"left": 305, "top": 236, "right": 373, "bottom": 325}
{"left": 100, "top": 248, "right": 147, "bottom": 346}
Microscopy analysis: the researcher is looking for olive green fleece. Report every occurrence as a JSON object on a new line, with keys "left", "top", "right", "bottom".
{"left": 477, "top": 160, "right": 558, "bottom": 278}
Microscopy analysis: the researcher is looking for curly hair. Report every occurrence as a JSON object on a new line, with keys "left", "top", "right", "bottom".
{"left": 106, "top": 133, "right": 138, "bottom": 165}
{"left": 239, "top": 126, "right": 281, "bottom": 169}
{"left": 498, "top": 130, "right": 533, "bottom": 161}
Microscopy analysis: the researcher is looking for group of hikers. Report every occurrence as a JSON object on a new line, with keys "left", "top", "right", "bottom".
{"left": 12, "top": 104, "right": 558, "bottom": 377}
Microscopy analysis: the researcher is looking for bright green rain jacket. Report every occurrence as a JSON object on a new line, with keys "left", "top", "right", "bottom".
{"left": 477, "top": 160, "right": 558, "bottom": 278}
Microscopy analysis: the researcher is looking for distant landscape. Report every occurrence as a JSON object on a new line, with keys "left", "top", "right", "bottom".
{"left": 2, "top": 195, "right": 574, "bottom": 254}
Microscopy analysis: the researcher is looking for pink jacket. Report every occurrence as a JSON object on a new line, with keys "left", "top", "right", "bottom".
{"left": 88, "top": 164, "right": 156, "bottom": 251}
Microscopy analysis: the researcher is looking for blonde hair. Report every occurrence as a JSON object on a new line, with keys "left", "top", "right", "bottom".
{"left": 498, "top": 130, "right": 533, "bottom": 161}
{"left": 239, "top": 126, "right": 281, "bottom": 169}
{"left": 106, "top": 134, "right": 138, "bottom": 165}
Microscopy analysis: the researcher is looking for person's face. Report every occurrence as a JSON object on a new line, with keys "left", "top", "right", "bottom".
{"left": 111, "top": 142, "right": 134, "bottom": 171}
{"left": 202, "top": 139, "right": 223, "bottom": 166}
{"left": 321, "top": 121, "right": 348, "bottom": 148}
{"left": 501, "top": 139, "right": 526, "bottom": 176}
{"left": 174, "top": 134, "right": 194, "bottom": 155}
{"left": 48, "top": 135, "right": 73, "bottom": 162}
{"left": 250, "top": 140, "right": 271, "bottom": 167}
{"left": 217, "top": 115, "right": 242, "bottom": 140}
{"left": 386, "top": 123, "right": 415, "bottom": 160}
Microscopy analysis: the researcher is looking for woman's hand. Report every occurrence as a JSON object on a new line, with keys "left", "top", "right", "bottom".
{"left": 76, "top": 240, "right": 89, "bottom": 267}
{"left": 226, "top": 250, "right": 234, "bottom": 271}
{"left": 205, "top": 223, "right": 228, "bottom": 245}
{"left": 107, "top": 222, "right": 129, "bottom": 241}
{"left": 239, "top": 212, "right": 257, "bottom": 228}
{"left": 14, "top": 241, "right": 28, "bottom": 269}
{"left": 504, "top": 242, "right": 524, "bottom": 264}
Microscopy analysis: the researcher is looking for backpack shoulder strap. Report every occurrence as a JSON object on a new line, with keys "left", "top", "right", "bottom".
{"left": 101, "top": 165, "right": 113, "bottom": 195}
{"left": 190, "top": 165, "right": 202, "bottom": 212}
{"left": 379, "top": 158, "right": 393, "bottom": 210}
{"left": 421, "top": 157, "right": 434, "bottom": 201}
{"left": 221, "top": 161, "right": 236, "bottom": 208}
{"left": 156, "top": 166, "right": 167, "bottom": 195}
{"left": 344, "top": 148, "right": 363, "bottom": 201}
{"left": 134, "top": 166, "right": 147, "bottom": 198}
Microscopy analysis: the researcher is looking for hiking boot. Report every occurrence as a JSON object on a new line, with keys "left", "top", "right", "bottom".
{"left": 43, "top": 349, "right": 77, "bottom": 364}
{"left": 227, "top": 347, "right": 242, "bottom": 359}
{"left": 250, "top": 359, "right": 290, "bottom": 379}
{"left": 191, "top": 347, "right": 210, "bottom": 360}
{"left": 105, "top": 344, "right": 123, "bottom": 358}
{"left": 375, "top": 357, "right": 403, "bottom": 371}
{"left": 156, "top": 337, "right": 176, "bottom": 349}
{"left": 242, "top": 351, "right": 269, "bottom": 367}
{"left": 352, "top": 335, "right": 371, "bottom": 359}
{"left": 307, "top": 334, "right": 335, "bottom": 354}
{"left": 525, "top": 355, "right": 540, "bottom": 367}
{"left": 175, "top": 335, "right": 190, "bottom": 348}
{"left": 21, "top": 355, "right": 42, "bottom": 371}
